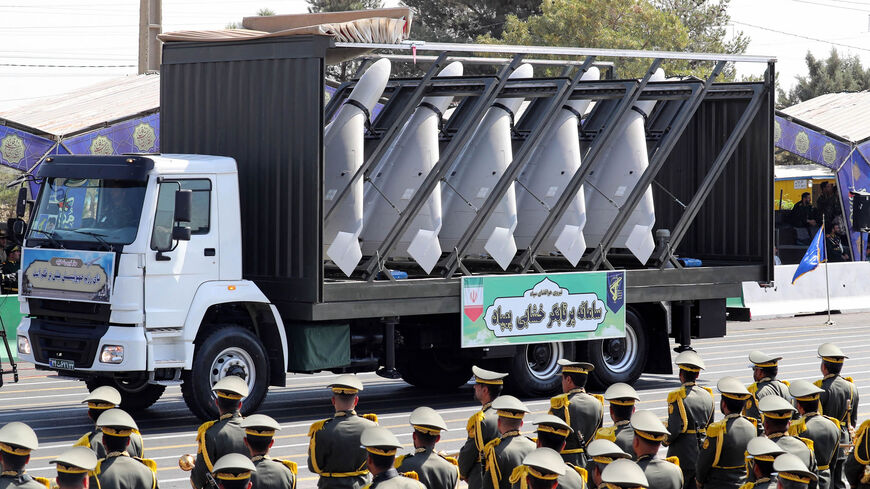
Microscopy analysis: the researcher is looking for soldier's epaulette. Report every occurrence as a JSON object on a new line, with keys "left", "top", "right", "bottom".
{"left": 402, "top": 471, "right": 420, "bottom": 481}
{"left": 569, "top": 464, "right": 588, "bottom": 483}
{"left": 798, "top": 437, "right": 815, "bottom": 452}
{"left": 467, "top": 411, "right": 485, "bottom": 436}
{"left": 845, "top": 376, "right": 855, "bottom": 383}
{"left": 32, "top": 477, "right": 51, "bottom": 489}
{"left": 72, "top": 433, "right": 91, "bottom": 448}
{"left": 788, "top": 419, "right": 806, "bottom": 437}
{"left": 706, "top": 420, "right": 726, "bottom": 438}
{"left": 596, "top": 426, "right": 616, "bottom": 442}
{"left": 550, "top": 394, "right": 570, "bottom": 410}
{"left": 196, "top": 420, "right": 217, "bottom": 443}
{"left": 702, "top": 386, "right": 714, "bottom": 396}
{"left": 743, "top": 416, "right": 758, "bottom": 428}
{"left": 781, "top": 380, "right": 791, "bottom": 387}
{"left": 739, "top": 482, "right": 756, "bottom": 489}
{"left": 135, "top": 457, "right": 158, "bottom": 474}
{"left": 747, "top": 383, "right": 759, "bottom": 395}
{"left": 308, "top": 419, "right": 329, "bottom": 438}
{"left": 362, "top": 413, "right": 378, "bottom": 424}
{"left": 483, "top": 437, "right": 502, "bottom": 457}
{"left": 439, "top": 453, "right": 459, "bottom": 466}
{"left": 854, "top": 420, "right": 870, "bottom": 465}
{"left": 279, "top": 459, "right": 298, "bottom": 474}
{"left": 394, "top": 454, "right": 408, "bottom": 468}
{"left": 665, "top": 456, "right": 680, "bottom": 467}
{"left": 824, "top": 415, "right": 841, "bottom": 429}
{"left": 667, "top": 388, "right": 685, "bottom": 404}
{"left": 94, "top": 459, "right": 104, "bottom": 476}
{"left": 592, "top": 393, "right": 605, "bottom": 406}
{"left": 813, "top": 379, "right": 824, "bottom": 388}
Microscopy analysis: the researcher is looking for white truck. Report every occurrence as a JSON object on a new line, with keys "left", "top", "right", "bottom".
{"left": 13, "top": 35, "right": 775, "bottom": 420}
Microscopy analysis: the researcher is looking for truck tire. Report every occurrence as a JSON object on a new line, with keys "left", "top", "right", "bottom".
{"left": 505, "top": 342, "right": 574, "bottom": 396}
{"left": 586, "top": 310, "right": 648, "bottom": 388}
{"left": 181, "top": 325, "right": 269, "bottom": 421}
{"left": 400, "top": 349, "right": 472, "bottom": 390}
{"left": 85, "top": 377, "right": 166, "bottom": 412}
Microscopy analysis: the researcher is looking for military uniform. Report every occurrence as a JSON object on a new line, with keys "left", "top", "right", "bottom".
{"left": 396, "top": 407, "right": 459, "bottom": 489}
{"left": 744, "top": 351, "right": 791, "bottom": 432}
{"left": 532, "top": 415, "right": 587, "bottom": 489}
{"left": 49, "top": 446, "right": 99, "bottom": 489}
{"left": 508, "top": 447, "right": 571, "bottom": 489}
{"left": 601, "top": 459, "right": 649, "bottom": 489}
{"left": 789, "top": 380, "right": 841, "bottom": 489}
{"left": 696, "top": 377, "right": 757, "bottom": 489}
{"left": 844, "top": 420, "right": 870, "bottom": 489}
{"left": 739, "top": 437, "right": 785, "bottom": 489}
{"left": 585, "top": 440, "right": 630, "bottom": 489}
{"left": 212, "top": 454, "right": 256, "bottom": 489}
{"left": 815, "top": 344, "right": 859, "bottom": 489}
{"left": 74, "top": 386, "right": 145, "bottom": 459}
{"left": 89, "top": 409, "right": 158, "bottom": 489}
{"left": 360, "top": 427, "right": 424, "bottom": 489}
{"left": 483, "top": 396, "right": 537, "bottom": 489}
{"left": 459, "top": 367, "right": 507, "bottom": 489}
{"left": 630, "top": 410, "right": 683, "bottom": 489}
{"left": 595, "top": 384, "right": 639, "bottom": 459}
{"left": 666, "top": 350, "right": 715, "bottom": 487}
{"left": 308, "top": 375, "right": 378, "bottom": 489}
{"left": 191, "top": 376, "right": 250, "bottom": 489}
{"left": 773, "top": 454, "right": 817, "bottom": 489}
{"left": 550, "top": 361, "right": 603, "bottom": 467}
{"left": 0, "top": 422, "right": 50, "bottom": 489}
{"left": 756, "top": 396, "right": 817, "bottom": 489}
{"left": 241, "top": 414, "right": 298, "bottom": 489}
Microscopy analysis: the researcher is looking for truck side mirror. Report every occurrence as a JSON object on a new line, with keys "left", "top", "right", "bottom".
{"left": 6, "top": 218, "right": 24, "bottom": 245}
{"left": 172, "top": 225, "right": 192, "bottom": 241}
{"left": 15, "top": 188, "right": 27, "bottom": 218}
{"left": 174, "top": 189, "right": 193, "bottom": 223}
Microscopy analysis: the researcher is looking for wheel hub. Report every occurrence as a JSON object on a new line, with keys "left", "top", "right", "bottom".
{"left": 210, "top": 347, "right": 256, "bottom": 391}
{"left": 525, "top": 342, "right": 564, "bottom": 381}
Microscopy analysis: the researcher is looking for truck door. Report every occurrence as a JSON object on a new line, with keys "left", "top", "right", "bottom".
{"left": 144, "top": 178, "right": 218, "bottom": 328}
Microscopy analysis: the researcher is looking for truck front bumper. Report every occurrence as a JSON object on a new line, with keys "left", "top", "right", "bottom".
{"left": 17, "top": 317, "right": 147, "bottom": 371}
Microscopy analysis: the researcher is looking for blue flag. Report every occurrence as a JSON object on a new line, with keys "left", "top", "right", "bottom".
{"left": 792, "top": 227, "right": 827, "bottom": 284}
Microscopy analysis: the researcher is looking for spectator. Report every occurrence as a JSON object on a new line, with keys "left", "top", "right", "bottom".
{"left": 774, "top": 247, "right": 782, "bottom": 266}
{"left": 0, "top": 245, "right": 19, "bottom": 295}
{"left": 788, "top": 192, "right": 818, "bottom": 244}
{"left": 825, "top": 223, "right": 849, "bottom": 262}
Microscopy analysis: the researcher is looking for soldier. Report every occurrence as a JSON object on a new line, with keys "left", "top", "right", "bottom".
{"left": 814, "top": 344, "right": 858, "bottom": 489}
{"left": 360, "top": 427, "right": 424, "bottom": 489}
{"left": 0, "top": 422, "right": 50, "bottom": 489}
{"left": 459, "top": 366, "right": 508, "bottom": 489}
{"left": 532, "top": 415, "right": 587, "bottom": 489}
{"left": 192, "top": 376, "right": 250, "bottom": 489}
{"left": 745, "top": 351, "right": 791, "bottom": 432}
{"left": 240, "top": 414, "right": 297, "bottom": 489}
{"left": 585, "top": 440, "right": 629, "bottom": 489}
{"left": 843, "top": 419, "right": 870, "bottom": 489}
{"left": 508, "top": 447, "right": 567, "bottom": 489}
{"left": 74, "top": 385, "right": 145, "bottom": 459}
{"left": 773, "top": 454, "right": 817, "bottom": 489}
{"left": 740, "top": 437, "right": 786, "bottom": 489}
{"left": 595, "top": 384, "right": 639, "bottom": 459}
{"left": 483, "top": 396, "right": 537, "bottom": 489}
{"left": 757, "top": 396, "right": 817, "bottom": 489}
{"left": 601, "top": 459, "right": 649, "bottom": 489}
{"left": 549, "top": 360, "right": 603, "bottom": 467}
{"left": 308, "top": 375, "right": 378, "bottom": 489}
{"left": 212, "top": 454, "right": 257, "bottom": 489}
{"left": 788, "top": 380, "right": 840, "bottom": 489}
{"left": 49, "top": 447, "right": 99, "bottom": 489}
{"left": 696, "top": 377, "right": 757, "bottom": 489}
{"left": 630, "top": 410, "right": 683, "bottom": 489}
{"left": 665, "top": 350, "right": 714, "bottom": 489}
{"left": 395, "top": 407, "right": 459, "bottom": 489}
{"left": 89, "top": 409, "right": 158, "bottom": 489}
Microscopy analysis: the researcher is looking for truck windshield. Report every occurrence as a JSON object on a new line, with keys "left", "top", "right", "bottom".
{"left": 27, "top": 178, "right": 147, "bottom": 245}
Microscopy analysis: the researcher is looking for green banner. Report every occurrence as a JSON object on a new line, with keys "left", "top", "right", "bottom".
{"left": 461, "top": 271, "right": 626, "bottom": 348}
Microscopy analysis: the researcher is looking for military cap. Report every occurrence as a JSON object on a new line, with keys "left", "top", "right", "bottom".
{"left": 557, "top": 359, "right": 594, "bottom": 374}
{"left": 532, "top": 414, "right": 573, "bottom": 438}
{"left": 788, "top": 379, "right": 824, "bottom": 401}
{"left": 361, "top": 426, "right": 403, "bottom": 456}
{"left": 748, "top": 350, "right": 782, "bottom": 368}
{"left": 586, "top": 439, "right": 630, "bottom": 465}
{"left": 674, "top": 350, "right": 706, "bottom": 371}
{"left": 83, "top": 385, "right": 121, "bottom": 410}
{"left": 757, "top": 395, "right": 796, "bottom": 420}
{"left": 213, "top": 375, "right": 250, "bottom": 400}
{"left": 409, "top": 406, "right": 447, "bottom": 435}
{"left": 95, "top": 408, "right": 138, "bottom": 437}
{"left": 773, "top": 453, "right": 817, "bottom": 483}
{"left": 630, "top": 410, "right": 669, "bottom": 442}
{"left": 745, "top": 436, "right": 785, "bottom": 462}
{"left": 472, "top": 365, "right": 508, "bottom": 385}
{"left": 717, "top": 376, "right": 752, "bottom": 400}
{"left": 240, "top": 414, "right": 281, "bottom": 438}
{"left": 0, "top": 422, "right": 38, "bottom": 455}
{"left": 604, "top": 383, "right": 640, "bottom": 405}
{"left": 601, "top": 458, "right": 649, "bottom": 488}
{"left": 50, "top": 446, "right": 99, "bottom": 474}
{"left": 492, "top": 395, "right": 530, "bottom": 419}
{"left": 328, "top": 374, "right": 364, "bottom": 395}
{"left": 818, "top": 343, "right": 847, "bottom": 362}
{"left": 521, "top": 447, "right": 568, "bottom": 478}
{"left": 212, "top": 453, "right": 257, "bottom": 482}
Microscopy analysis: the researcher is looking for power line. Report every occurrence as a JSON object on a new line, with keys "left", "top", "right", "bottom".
{"left": 789, "top": 0, "right": 870, "bottom": 11}
{"left": 731, "top": 20, "right": 870, "bottom": 53}
{"left": 0, "top": 62, "right": 135, "bottom": 68}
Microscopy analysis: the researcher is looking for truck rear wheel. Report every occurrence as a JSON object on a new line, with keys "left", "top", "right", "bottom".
{"left": 85, "top": 376, "right": 166, "bottom": 412}
{"left": 505, "top": 342, "right": 574, "bottom": 396}
{"left": 586, "top": 310, "right": 647, "bottom": 388}
{"left": 181, "top": 325, "right": 269, "bottom": 421}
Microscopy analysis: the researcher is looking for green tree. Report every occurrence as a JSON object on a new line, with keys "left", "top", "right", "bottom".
{"left": 779, "top": 48, "right": 870, "bottom": 108}
{"left": 307, "top": 0, "right": 383, "bottom": 13}
{"left": 401, "top": 0, "right": 541, "bottom": 43}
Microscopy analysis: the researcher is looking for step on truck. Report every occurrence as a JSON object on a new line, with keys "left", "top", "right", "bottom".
{"left": 13, "top": 31, "right": 775, "bottom": 419}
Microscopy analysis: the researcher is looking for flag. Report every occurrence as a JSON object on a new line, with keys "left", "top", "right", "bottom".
{"left": 792, "top": 226, "right": 827, "bottom": 284}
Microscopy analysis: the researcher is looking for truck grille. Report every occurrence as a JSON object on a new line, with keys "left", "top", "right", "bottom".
{"left": 28, "top": 319, "right": 109, "bottom": 368}
{"left": 28, "top": 299, "right": 111, "bottom": 323}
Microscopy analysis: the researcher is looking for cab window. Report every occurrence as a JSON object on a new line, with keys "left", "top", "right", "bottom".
{"left": 150, "top": 179, "right": 211, "bottom": 250}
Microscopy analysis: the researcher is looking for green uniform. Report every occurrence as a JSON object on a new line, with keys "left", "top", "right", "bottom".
{"left": 636, "top": 454, "right": 683, "bottom": 489}
{"left": 89, "top": 452, "right": 157, "bottom": 489}
{"left": 483, "top": 432, "right": 537, "bottom": 489}
{"left": 459, "top": 403, "right": 500, "bottom": 489}
{"left": 556, "top": 463, "right": 587, "bottom": 489}
{"left": 696, "top": 413, "right": 757, "bottom": 489}
{"left": 744, "top": 378, "right": 790, "bottom": 431}
{"left": 251, "top": 456, "right": 298, "bottom": 489}
{"left": 363, "top": 469, "right": 424, "bottom": 489}
{"left": 665, "top": 382, "right": 715, "bottom": 484}
{"left": 844, "top": 420, "right": 870, "bottom": 489}
{"left": 550, "top": 389, "right": 604, "bottom": 466}
{"left": 396, "top": 447, "right": 459, "bottom": 489}
{"left": 790, "top": 413, "right": 840, "bottom": 489}
{"left": 191, "top": 412, "right": 247, "bottom": 489}
{"left": 595, "top": 421, "right": 635, "bottom": 460}
{"left": 74, "top": 428, "right": 145, "bottom": 459}
{"left": 0, "top": 473, "right": 49, "bottom": 489}
{"left": 308, "top": 410, "right": 377, "bottom": 489}
{"left": 738, "top": 477, "right": 777, "bottom": 489}
{"left": 816, "top": 374, "right": 859, "bottom": 489}
{"left": 768, "top": 433, "right": 818, "bottom": 489}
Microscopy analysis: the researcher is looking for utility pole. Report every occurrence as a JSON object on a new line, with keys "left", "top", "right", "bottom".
{"left": 138, "top": 0, "right": 162, "bottom": 74}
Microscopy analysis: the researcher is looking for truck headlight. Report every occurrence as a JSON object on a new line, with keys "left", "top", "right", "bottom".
{"left": 17, "top": 336, "right": 30, "bottom": 355}
{"left": 100, "top": 345, "right": 124, "bottom": 364}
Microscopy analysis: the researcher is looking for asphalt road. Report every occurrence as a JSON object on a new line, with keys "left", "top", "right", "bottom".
{"left": 5, "top": 311, "right": 870, "bottom": 489}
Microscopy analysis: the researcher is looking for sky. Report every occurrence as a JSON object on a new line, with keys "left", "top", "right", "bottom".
{"left": 1, "top": 0, "right": 870, "bottom": 112}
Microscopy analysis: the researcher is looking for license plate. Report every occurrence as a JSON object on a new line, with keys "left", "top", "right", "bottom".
{"left": 49, "top": 358, "right": 75, "bottom": 370}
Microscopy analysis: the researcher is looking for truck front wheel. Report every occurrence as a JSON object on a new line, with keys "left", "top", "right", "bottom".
{"left": 85, "top": 375, "right": 165, "bottom": 412}
{"left": 505, "top": 342, "right": 574, "bottom": 396}
{"left": 586, "top": 310, "right": 648, "bottom": 388}
{"left": 181, "top": 325, "right": 269, "bottom": 421}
